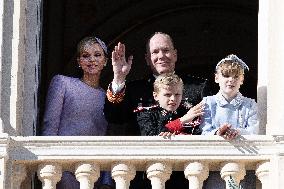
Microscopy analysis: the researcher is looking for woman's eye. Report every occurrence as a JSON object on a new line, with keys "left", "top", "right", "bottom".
{"left": 95, "top": 53, "right": 102, "bottom": 57}
{"left": 81, "top": 54, "right": 90, "bottom": 58}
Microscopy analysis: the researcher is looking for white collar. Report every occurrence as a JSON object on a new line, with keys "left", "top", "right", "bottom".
{"left": 215, "top": 91, "right": 244, "bottom": 108}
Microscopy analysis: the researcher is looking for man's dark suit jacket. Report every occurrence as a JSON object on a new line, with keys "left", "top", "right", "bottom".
{"left": 104, "top": 73, "right": 211, "bottom": 136}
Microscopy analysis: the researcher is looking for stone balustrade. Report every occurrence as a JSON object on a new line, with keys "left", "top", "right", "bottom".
{"left": 0, "top": 134, "right": 281, "bottom": 188}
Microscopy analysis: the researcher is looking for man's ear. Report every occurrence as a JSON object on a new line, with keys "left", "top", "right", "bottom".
{"left": 153, "top": 92, "right": 158, "bottom": 101}
{"left": 145, "top": 53, "right": 150, "bottom": 66}
{"left": 173, "top": 49, "right": 177, "bottom": 58}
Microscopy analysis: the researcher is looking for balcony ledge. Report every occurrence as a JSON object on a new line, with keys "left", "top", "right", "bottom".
{"left": 0, "top": 135, "right": 280, "bottom": 168}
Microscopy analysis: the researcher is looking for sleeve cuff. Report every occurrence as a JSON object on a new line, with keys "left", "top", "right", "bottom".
{"left": 111, "top": 81, "right": 126, "bottom": 94}
{"left": 165, "top": 119, "right": 183, "bottom": 132}
{"left": 106, "top": 84, "right": 126, "bottom": 104}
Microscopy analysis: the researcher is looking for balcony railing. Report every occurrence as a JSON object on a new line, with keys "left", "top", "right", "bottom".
{"left": 0, "top": 134, "right": 277, "bottom": 189}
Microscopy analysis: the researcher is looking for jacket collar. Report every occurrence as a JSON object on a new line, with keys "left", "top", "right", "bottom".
{"left": 215, "top": 91, "right": 244, "bottom": 108}
{"left": 160, "top": 107, "right": 178, "bottom": 116}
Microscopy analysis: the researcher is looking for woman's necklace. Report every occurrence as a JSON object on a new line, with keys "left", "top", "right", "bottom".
{"left": 81, "top": 78, "right": 100, "bottom": 89}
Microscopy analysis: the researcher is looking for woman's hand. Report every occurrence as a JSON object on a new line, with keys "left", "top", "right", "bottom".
{"left": 180, "top": 102, "right": 204, "bottom": 124}
{"left": 112, "top": 42, "right": 133, "bottom": 84}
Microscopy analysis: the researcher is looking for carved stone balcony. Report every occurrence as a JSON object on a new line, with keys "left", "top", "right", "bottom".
{"left": 0, "top": 134, "right": 281, "bottom": 188}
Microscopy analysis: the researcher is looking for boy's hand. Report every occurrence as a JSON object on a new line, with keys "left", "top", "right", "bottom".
{"left": 159, "top": 131, "right": 176, "bottom": 139}
{"left": 216, "top": 123, "right": 239, "bottom": 140}
{"left": 180, "top": 102, "right": 204, "bottom": 124}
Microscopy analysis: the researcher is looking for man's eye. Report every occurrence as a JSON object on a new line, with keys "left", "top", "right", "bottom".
{"left": 164, "top": 94, "right": 171, "bottom": 97}
{"left": 151, "top": 51, "right": 158, "bottom": 55}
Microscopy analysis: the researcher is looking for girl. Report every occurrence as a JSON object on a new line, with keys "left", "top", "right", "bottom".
{"left": 201, "top": 54, "right": 259, "bottom": 140}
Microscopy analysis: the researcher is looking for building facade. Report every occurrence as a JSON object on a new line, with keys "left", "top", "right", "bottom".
{"left": 1, "top": 0, "right": 284, "bottom": 188}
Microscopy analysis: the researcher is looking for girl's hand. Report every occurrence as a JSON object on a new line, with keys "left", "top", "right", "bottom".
{"left": 216, "top": 123, "right": 239, "bottom": 140}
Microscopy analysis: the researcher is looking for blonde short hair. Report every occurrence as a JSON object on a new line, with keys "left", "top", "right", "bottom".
{"left": 153, "top": 73, "right": 183, "bottom": 93}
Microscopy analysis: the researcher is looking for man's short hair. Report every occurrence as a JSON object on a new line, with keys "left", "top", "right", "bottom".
{"left": 146, "top": 32, "right": 175, "bottom": 54}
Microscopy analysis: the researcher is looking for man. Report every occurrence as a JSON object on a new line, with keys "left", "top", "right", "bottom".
{"left": 104, "top": 32, "right": 211, "bottom": 136}
{"left": 104, "top": 32, "right": 211, "bottom": 189}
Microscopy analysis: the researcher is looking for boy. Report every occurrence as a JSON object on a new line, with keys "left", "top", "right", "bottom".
{"left": 136, "top": 73, "right": 204, "bottom": 136}
{"left": 135, "top": 73, "right": 205, "bottom": 189}
{"left": 201, "top": 54, "right": 259, "bottom": 140}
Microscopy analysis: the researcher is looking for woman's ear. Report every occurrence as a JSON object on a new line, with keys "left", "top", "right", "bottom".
{"left": 104, "top": 58, "right": 108, "bottom": 67}
{"left": 77, "top": 57, "right": 81, "bottom": 67}
{"left": 153, "top": 92, "right": 158, "bottom": 101}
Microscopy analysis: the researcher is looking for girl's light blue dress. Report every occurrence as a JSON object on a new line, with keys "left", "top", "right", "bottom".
{"left": 200, "top": 91, "right": 259, "bottom": 189}
{"left": 201, "top": 92, "right": 259, "bottom": 135}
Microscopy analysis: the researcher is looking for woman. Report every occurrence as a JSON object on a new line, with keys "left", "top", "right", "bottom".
{"left": 42, "top": 36, "right": 113, "bottom": 189}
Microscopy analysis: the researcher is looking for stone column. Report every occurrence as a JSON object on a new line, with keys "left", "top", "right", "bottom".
{"left": 22, "top": 0, "right": 43, "bottom": 136}
{"left": 256, "top": 161, "right": 270, "bottom": 189}
{"left": 11, "top": 164, "right": 27, "bottom": 189}
{"left": 0, "top": 134, "right": 9, "bottom": 188}
{"left": 9, "top": 0, "right": 27, "bottom": 135}
{"left": 0, "top": 157, "right": 7, "bottom": 188}
{"left": 75, "top": 163, "right": 100, "bottom": 189}
{"left": 111, "top": 162, "right": 136, "bottom": 189}
{"left": 38, "top": 163, "right": 62, "bottom": 189}
{"left": 146, "top": 162, "right": 172, "bottom": 189}
{"left": 184, "top": 162, "right": 209, "bottom": 189}
{"left": 266, "top": 0, "right": 284, "bottom": 135}
{"left": 220, "top": 162, "right": 245, "bottom": 189}
{"left": 0, "top": 0, "right": 4, "bottom": 133}
{"left": 269, "top": 155, "right": 284, "bottom": 189}
{"left": 257, "top": 0, "right": 269, "bottom": 135}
